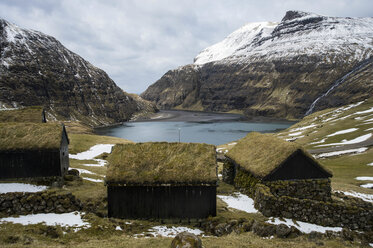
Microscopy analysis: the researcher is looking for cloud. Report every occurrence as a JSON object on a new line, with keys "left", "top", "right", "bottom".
{"left": 1, "top": 0, "right": 372, "bottom": 93}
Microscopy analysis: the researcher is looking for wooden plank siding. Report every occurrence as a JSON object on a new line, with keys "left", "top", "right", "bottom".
{"left": 0, "top": 150, "right": 63, "bottom": 179}
{"left": 108, "top": 185, "right": 216, "bottom": 219}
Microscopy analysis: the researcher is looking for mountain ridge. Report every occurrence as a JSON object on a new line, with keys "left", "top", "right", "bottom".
{"left": 142, "top": 11, "right": 373, "bottom": 119}
{"left": 0, "top": 18, "right": 156, "bottom": 126}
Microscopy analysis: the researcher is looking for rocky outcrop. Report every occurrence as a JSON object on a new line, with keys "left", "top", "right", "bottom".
{"left": 142, "top": 11, "right": 373, "bottom": 119}
{"left": 0, "top": 18, "right": 155, "bottom": 126}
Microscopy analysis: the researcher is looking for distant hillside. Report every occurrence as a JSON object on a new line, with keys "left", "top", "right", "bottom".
{"left": 142, "top": 11, "right": 373, "bottom": 120}
{"left": 277, "top": 97, "right": 373, "bottom": 152}
{"left": 0, "top": 18, "right": 155, "bottom": 126}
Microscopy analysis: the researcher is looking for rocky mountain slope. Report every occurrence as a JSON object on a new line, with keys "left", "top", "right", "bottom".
{"left": 0, "top": 18, "right": 155, "bottom": 126}
{"left": 142, "top": 11, "right": 373, "bottom": 119}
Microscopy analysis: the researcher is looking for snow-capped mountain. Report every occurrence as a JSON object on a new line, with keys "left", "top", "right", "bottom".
{"left": 0, "top": 18, "right": 155, "bottom": 126}
{"left": 195, "top": 11, "right": 373, "bottom": 65}
{"left": 142, "top": 11, "right": 373, "bottom": 119}
{"left": 194, "top": 22, "right": 278, "bottom": 64}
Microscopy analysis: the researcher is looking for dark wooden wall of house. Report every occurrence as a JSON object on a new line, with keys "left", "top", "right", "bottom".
{"left": 108, "top": 185, "right": 216, "bottom": 219}
{"left": 263, "top": 150, "right": 331, "bottom": 181}
{"left": 0, "top": 150, "right": 62, "bottom": 179}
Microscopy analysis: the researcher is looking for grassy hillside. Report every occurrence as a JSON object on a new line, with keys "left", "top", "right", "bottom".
{"left": 276, "top": 97, "right": 373, "bottom": 149}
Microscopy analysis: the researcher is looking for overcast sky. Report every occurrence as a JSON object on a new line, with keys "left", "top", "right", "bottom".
{"left": 1, "top": 0, "right": 372, "bottom": 93}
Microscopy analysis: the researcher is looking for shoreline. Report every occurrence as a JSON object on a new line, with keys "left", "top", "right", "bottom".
{"left": 130, "top": 109, "right": 296, "bottom": 124}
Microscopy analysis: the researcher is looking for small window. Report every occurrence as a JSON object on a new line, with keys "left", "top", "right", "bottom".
{"left": 62, "top": 152, "right": 65, "bottom": 156}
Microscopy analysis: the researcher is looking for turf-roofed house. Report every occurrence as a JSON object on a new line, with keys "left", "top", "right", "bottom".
{"left": 0, "top": 106, "right": 46, "bottom": 123}
{"left": 106, "top": 142, "right": 217, "bottom": 219}
{"left": 0, "top": 122, "right": 69, "bottom": 179}
{"left": 223, "top": 132, "right": 333, "bottom": 202}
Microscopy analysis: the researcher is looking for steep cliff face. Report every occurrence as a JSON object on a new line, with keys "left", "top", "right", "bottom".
{"left": 142, "top": 11, "right": 373, "bottom": 119}
{"left": 0, "top": 18, "right": 155, "bottom": 126}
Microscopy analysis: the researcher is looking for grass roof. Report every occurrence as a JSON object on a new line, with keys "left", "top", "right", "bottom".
{"left": 0, "top": 106, "right": 45, "bottom": 123}
{"left": 226, "top": 132, "right": 330, "bottom": 178}
{"left": 0, "top": 122, "right": 65, "bottom": 150}
{"left": 106, "top": 142, "right": 217, "bottom": 184}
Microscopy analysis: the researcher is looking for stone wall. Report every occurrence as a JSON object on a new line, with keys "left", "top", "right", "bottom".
{"left": 0, "top": 191, "right": 82, "bottom": 216}
{"left": 254, "top": 184, "right": 373, "bottom": 231}
{"left": 223, "top": 160, "right": 331, "bottom": 202}
{"left": 222, "top": 161, "right": 235, "bottom": 185}
{"left": 264, "top": 179, "right": 331, "bottom": 202}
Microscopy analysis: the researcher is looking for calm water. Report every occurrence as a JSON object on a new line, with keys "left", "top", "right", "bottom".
{"left": 95, "top": 111, "right": 293, "bottom": 145}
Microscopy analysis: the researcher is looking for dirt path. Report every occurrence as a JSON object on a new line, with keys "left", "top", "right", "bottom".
{"left": 308, "top": 135, "right": 373, "bottom": 154}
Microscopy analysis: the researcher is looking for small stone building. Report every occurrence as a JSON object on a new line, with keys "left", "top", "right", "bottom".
{"left": 0, "top": 122, "right": 69, "bottom": 179}
{"left": 223, "top": 132, "right": 332, "bottom": 201}
{"left": 0, "top": 106, "right": 46, "bottom": 123}
{"left": 106, "top": 142, "right": 217, "bottom": 219}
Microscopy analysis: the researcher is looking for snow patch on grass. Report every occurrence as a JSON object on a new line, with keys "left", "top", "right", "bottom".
{"left": 285, "top": 135, "right": 304, "bottom": 141}
{"left": 316, "top": 133, "right": 372, "bottom": 147}
{"left": 83, "top": 177, "right": 104, "bottom": 183}
{"left": 135, "top": 225, "right": 204, "bottom": 238}
{"left": 74, "top": 168, "right": 95, "bottom": 175}
{"left": 218, "top": 193, "right": 257, "bottom": 213}
{"left": 0, "top": 183, "right": 47, "bottom": 194}
{"left": 360, "top": 183, "right": 373, "bottom": 189}
{"left": 355, "top": 107, "right": 373, "bottom": 115}
{"left": 335, "top": 191, "right": 373, "bottom": 203}
{"left": 70, "top": 144, "right": 113, "bottom": 160}
{"left": 289, "top": 124, "right": 316, "bottom": 132}
{"left": 0, "top": 212, "right": 90, "bottom": 229}
{"left": 288, "top": 131, "right": 302, "bottom": 136}
{"left": 267, "top": 218, "right": 342, "bottom": 234}
{"left": 310, "top": 138, "right": 326, "bottom": 145}
{"left": 314, "top": 147, "right": 368, "bottom": 158}
{"left": 355, "top": 177, "right": 373, "bottom": 181}
{"left": 326, "top": 128, "right": 358, "bottom": 137}
{"left": 82, "top": 159, "right": 107, "bottom": 167}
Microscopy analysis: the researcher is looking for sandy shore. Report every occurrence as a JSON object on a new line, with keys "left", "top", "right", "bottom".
{"left": 132, "top": 110, "right": 294, "bottom": 124}
{"left": 132, "top": 110, "right": 246, "bottom": 122}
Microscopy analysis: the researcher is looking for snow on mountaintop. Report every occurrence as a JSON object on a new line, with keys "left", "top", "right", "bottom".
{"left": 2, "top": 19, "right": 44, "bottom": 45}
{"left": 194, "top": 11, "right": 373, "bottom": 65}
{"left": 0, "top": 18, "right": 98, "bottom": 74}
{"left": 194, "top": 22, "right": 278, "bottom": 65}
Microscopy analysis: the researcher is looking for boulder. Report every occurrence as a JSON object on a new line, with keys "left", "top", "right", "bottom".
{"left": 170, "top": 232, "right": 202, "bottom": 248}
{"left": 275, "top": 224, "right": 292, "bottom": 238}
{"left": 252, "top": 221, "right": 276, "bottom": 237}
{"left": 67, "top": 169, "right": 80, "bottom": 176}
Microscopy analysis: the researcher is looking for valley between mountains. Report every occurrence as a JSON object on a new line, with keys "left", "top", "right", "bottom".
{"left": 0, "top": 9, "right": 373, "bottom": 248}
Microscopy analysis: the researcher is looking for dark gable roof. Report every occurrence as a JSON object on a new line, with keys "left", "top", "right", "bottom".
{"left": 0, "top": 122, "right": 67, "bottom": 150}
{"left": 106, "top": 142, "right": 217, "bottom": 184}
{"left": 0, "top": 106, "right": 45, "bottom": 123}
{"left": 226, "top": 132, "right": 332, "bottom": 179}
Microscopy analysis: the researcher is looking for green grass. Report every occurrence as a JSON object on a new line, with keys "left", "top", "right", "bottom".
{"left": 0, "top": 221, "right": 363, "bottom": 248}
{"left": 276, "top": 97, "right": 373, "bottom": 150}
{"left": 321, "top": 147, "right": 373, "bottom": 192}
